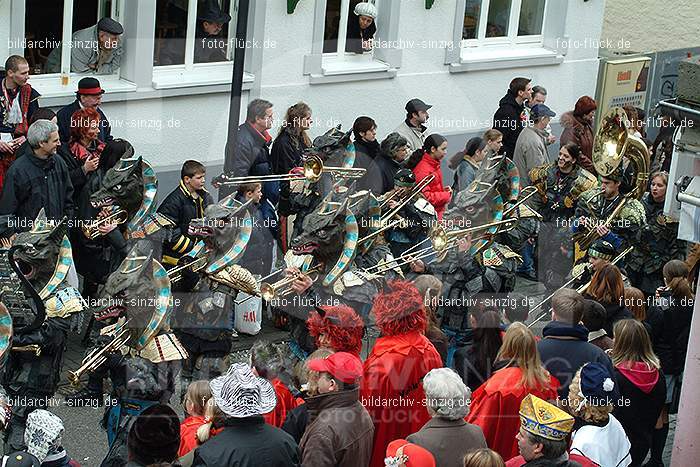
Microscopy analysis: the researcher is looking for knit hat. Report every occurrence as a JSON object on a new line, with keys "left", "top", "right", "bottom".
{"left": 578, "top": 362, "right": 620, "bottom": 407}
{"left": 574, "top": 96, "right": 597, "bottom": 117}
{"left": 0, "top": 452, "right": 41, "bottom": 467}
{"left": 354, "top": 2, "right": 378, "bottom": 19}
{"left": 24, "top": 410, "right": 64, "bottom": 463}
{"left": 127, "top": 404, "right": 180, "bottom": 465}
{"left": 385, "top": 439, "right": 436, "bottom": 467}
{"left": 588, "top": 239, "right": 615, "bottom": 261}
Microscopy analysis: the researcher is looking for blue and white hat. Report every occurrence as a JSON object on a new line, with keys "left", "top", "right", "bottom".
{"left": 209, "top": 363, "right": 277, "bottom": 418}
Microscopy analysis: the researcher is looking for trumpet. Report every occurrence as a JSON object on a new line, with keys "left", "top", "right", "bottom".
{"left": 215, "top": 155, "right": 366, "bottom": 186}
{"left": 259, "top": 264, "right": 323, "bottom": 301}
{"left": 167, "top": 256, "right": 208, "bottom": 283}
{"left": 430, "top": 219, "right": 517, "bottom": 252}
{"left": 68, "top": 324, "right": 131, "bottom": 387}
{"left": 11, "top": 344, "right": 41, "bottom": 356}
{"left": 82, "top": 210, "right": 129, "bottom": 240}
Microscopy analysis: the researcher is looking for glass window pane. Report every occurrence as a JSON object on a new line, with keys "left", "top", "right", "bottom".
{"left": 486, "top": 0, "right": 511, "bottom": 38}
{"left": 518, "top": 0, "right": 546, "bottom": 36}
{"left": 323, "top": 0, "right": 342, "bottom": 53}
{"left": 463, "top": 0, "right": 482, "bottom": 40}
{"left": 194, "top": 0, "right": 232, "bottom": 64}
{"left": 24, "top": 0, "right": 64, "bottom": 74}
{"left": 154, "top": 0, "right": 189, "bottom": 65}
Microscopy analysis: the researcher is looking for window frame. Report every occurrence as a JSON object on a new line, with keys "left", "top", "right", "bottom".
{"left": 6, "top": 0, "right": 263, "bottom": 101}
{"left": 447, "top": 0, "right": 567, "bottom": 73}
{"left": 153, "top": 0, "right": 238, "bottom": 70}
{"left": 14, "top": 0, "right": 125, "bottom": 78}
{"left": 304, "top": 0, "right": 400, "bottom": 84}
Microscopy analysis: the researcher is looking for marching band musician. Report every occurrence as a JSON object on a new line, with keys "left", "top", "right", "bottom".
{"left": 529, "top": 143, "right": 596, "bottom": 288}
{"left": 627, "top": 171, "right": 686, "bottom": 296}
{"left": 573, "top": 166, "right": 645, "bottom": 258}
{"left": 383, "top": 169, "right": 437, "bottom": 259}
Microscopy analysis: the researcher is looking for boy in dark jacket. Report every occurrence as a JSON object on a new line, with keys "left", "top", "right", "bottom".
{"left": 236, "top": 182, "right": 275, "bottom": 277}
{"left": 157, "top": 160, "right": 213, "bottom": 271}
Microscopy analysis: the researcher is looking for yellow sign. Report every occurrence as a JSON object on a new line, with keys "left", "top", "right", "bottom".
{"left": 596, "top": 57, "right": 652, "bottom": 131}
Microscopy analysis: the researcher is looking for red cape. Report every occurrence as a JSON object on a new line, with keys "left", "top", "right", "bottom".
{"left": 360, "top": 331, "right": 442, "bottom": 467}
{"left": 466, "top": 367, "right": 559, "bottom": 461}
{"left": 264, "top": 378, "right": 299, "bottom": 428}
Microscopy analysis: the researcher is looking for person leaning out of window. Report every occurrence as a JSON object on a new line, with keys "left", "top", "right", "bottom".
{"left": 46, "top": 17, "right": 124, "bottom": 74}
{"left": 346, "top": 1, "right": 377, "bottom": 53}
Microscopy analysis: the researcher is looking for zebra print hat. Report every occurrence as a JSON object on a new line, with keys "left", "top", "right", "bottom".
{"left": 209, "top": 363, "right": 277, "bottom": 418}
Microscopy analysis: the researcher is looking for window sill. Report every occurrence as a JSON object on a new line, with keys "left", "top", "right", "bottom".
{"left": 152, "top": 63, "right": 255, "bottom": 90}
{"left": 449, "top": 46, "right": 563, "bottom": 73}
{"left": 29, "top": 67, "right": 255, "bottom": 107}
{"left": 308, "top": 54, "right": 396, "bottom": 84}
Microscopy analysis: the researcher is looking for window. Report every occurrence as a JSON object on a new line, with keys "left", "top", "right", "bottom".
{"left": 154, "top": 0, "right": 238, "bottom": 67}
{"left": 305, "top": 0, "right": 399, "bottom": 83}
{"left": 24, "top": 0, "right": 122, "bottom": 75}
{"left": 462, "top": 0, "right": 546, "bottom": 45}
{"left": 323, "top": 0, "right": 369, "bottom": 55}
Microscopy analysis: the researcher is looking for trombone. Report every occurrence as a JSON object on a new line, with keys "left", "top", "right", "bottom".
{"left": 11, "top": 344, "right": 42, "bottom": 356}
{"left": 167, "top": 256, "right": 208, "bottom": 283}
{"left": 527, "top": 246, "right": 633, "bottom": 328}
{"left": 68, "top": 323, "right": 131, "bottom": 387}
{"left": 215, "top": 155, "right": 366, "bottom": 185}
{"left": 81, "top": 210, "right": 129, "bottom": 240}
{"left": 430, "top": 219, "right": 517, "bottom": 252}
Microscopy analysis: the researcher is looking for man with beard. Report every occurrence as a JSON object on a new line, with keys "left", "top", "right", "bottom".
{"left": 0, "top": 120, "right": 73, "bottom": 239}
{"left": 529, "top": 143, "right": 596, "bottom": 288}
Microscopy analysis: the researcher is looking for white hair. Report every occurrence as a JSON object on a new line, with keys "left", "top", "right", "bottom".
{"left": 27, "top": 119, "right": 59, "bottom": 149}
{"left": 423, "top": 367, "right": 471, "bottom": 420}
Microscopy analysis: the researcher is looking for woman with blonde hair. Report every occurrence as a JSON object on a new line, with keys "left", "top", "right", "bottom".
{"left": 466, "top": 323, "right": 559, "bottom": 461}
{"left": 179, "top": 380, "right": 213, "bottom": 457}
{"left": 584, "top": 263, "right": 633, "bottom": 335}
{"left": 611, "top": 319, "right": 666, "bottom": 465}
{"left": 567, "top": 362, "right": 632, "bottom": 467}
{"left": 644, "top": 259, "right": 694, "bottom": 467}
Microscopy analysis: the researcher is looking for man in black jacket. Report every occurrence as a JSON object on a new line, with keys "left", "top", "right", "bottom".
{"left": 192, "top": 364, "right": 300, "bottom": 466}
{"left": 366, "top": 132, "right": 409, "bottom": 196}
{"left": 56, "top": 77, "right": 113, "bottom": 144}
{"left": 492, "top": 77, "right": 532, "bottom": 158}
{"left": 0, "top": 119, "right": 73, "bottom": 238}
{"left": 537, "top": 288, "right": 614, "bottom": 398}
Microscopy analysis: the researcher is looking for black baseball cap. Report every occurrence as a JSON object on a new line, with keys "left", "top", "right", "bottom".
{"left": 406, "top": 99, "right": 432, "bottom": 114}
{"left": 97, "top": 17, "right": 124, "bottom": 35}
{"left": 2, "top": 452, "right": 41, "bottom": 467}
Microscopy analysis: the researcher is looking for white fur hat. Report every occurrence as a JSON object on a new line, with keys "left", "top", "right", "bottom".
{"left": 354, "top": 2, "right": 378, "bottom": 19}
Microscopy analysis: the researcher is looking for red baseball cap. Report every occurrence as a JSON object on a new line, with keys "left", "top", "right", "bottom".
{"left": 307, "top": 352, "right": 363, "bottom": 384}
{"left": 385, "top": 439, "right": 436, "bottom": 467}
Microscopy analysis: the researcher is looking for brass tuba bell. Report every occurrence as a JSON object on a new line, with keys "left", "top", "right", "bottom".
{"left": 591, "top": 107, "right": 650, "bottom": 200}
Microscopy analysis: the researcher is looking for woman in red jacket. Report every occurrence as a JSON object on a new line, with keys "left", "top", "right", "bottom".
{"left": 406, "top": 134, "right": 451, "bottom": 219}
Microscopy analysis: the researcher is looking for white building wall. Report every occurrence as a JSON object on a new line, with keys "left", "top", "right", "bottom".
{"left": 601, "top": 0, "right": 700, "bottom": 54}
{"left": 0, "top": 0, "right": 10, "bottom": 60}
{"left": 3, "top": 0, "right": 606, "bottom": 181}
